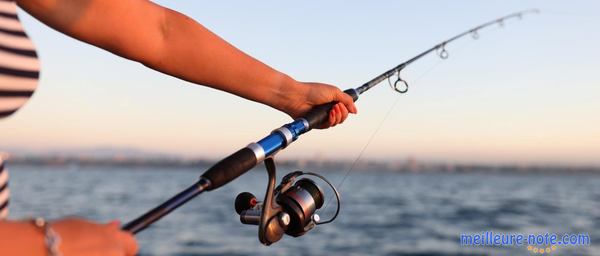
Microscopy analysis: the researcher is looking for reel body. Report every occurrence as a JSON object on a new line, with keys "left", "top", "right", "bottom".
{"left": 234, "top": 158, "right": 340, "bottom": 245}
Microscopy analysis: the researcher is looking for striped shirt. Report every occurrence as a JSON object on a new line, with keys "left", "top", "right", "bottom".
{"left": 0, "top": 0, "right": 40, "bottom": 219}
{"left": 0, "top": 158, "right": 8, "bottom": 219}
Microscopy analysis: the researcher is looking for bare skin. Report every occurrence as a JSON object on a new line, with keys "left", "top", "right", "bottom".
{"left": 0, "top": 219, "right": 138, "bottom": 256}
{"left": 2, "top": 0, "right": 358, "bottom": 255}
{"left": 18, "top": 0, "right": 357, "bottom": 127}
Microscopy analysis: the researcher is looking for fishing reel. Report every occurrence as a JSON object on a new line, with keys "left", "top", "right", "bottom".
{"left": 234, "top": 158, "right": 340, "bottom": 245}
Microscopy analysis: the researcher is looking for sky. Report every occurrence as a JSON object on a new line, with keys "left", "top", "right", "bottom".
{"left": 1, "top": 1, "right": 599, "bottom": 166}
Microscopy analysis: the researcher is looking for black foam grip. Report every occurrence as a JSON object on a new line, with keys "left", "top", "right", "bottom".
{"left": 304, "top": 89, "right": 359, "bottom": 129}
{"left": 304, "top": 102, "right": 337, "bottom": 129}
{"left": 201, "top": 148, "right": 257, "bottom": 191}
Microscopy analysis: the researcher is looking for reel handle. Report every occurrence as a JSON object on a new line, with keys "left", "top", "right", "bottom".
{"left": 235, "top": 192, "right": 257, "bottom": 214}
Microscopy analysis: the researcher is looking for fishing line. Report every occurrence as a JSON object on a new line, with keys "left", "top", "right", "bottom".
{"left": 321, "top": 40, "right": 469, "bottom": 213}
{"left": 321, "top": 21, "right": 514, "bottom": 213}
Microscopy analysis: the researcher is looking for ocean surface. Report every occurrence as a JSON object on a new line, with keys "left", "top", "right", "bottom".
{"left": 6, "top": 165, "right": 600, "bottom": 256}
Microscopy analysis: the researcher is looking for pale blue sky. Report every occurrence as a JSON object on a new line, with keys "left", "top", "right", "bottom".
{"left": 1, "top": 1, "right": 599, "bottom": 166}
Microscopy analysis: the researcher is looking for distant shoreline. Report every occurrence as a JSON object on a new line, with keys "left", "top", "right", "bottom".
{"left": 5, "top": 155, "right": 599, "bottom": 174}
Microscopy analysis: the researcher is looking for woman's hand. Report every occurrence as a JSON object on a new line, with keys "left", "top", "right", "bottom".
{"left": 278, "top": 80, "right": 358, "bottom": 129}
{"left": 52, "top": 218, "right": 138, "bottom": 256}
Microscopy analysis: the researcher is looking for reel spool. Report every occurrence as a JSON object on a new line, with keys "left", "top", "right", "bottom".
{"left": 234, "top": 158, "right": 341, "bottom": 245}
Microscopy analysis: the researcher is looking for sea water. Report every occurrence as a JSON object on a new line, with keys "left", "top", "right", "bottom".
{"left": 6, "top": 165, "right": 600, "bottom": 256}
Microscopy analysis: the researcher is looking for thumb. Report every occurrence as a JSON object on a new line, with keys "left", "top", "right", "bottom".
{"left": 118, "top": 231, "right": 139, "bottom": 256}
{"left": 106, "top": 220, "right": 121, "bottom": 229}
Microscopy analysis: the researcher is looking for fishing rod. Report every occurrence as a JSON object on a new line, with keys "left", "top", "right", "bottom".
{"left": 122, "top": 9, "right": 539, "bottom": 245}
{"left": 359, "top": 8, "right": 539, "bottom": 94}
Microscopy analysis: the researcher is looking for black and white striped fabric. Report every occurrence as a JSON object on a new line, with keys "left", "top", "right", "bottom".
{"left": 0, "top": 0, "right": 39, "bottom": 118}
{"left": 0, "top": 158, "right": 8, "bottom": 219}
{"left": 0, "top": 0, "right": 40, "bottom": 220}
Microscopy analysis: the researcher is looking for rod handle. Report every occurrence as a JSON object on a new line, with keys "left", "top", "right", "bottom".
{"left": 200, "top": 89, "right": 358, "bottom": 190}
{"left": 304, "top": 89, "right": 359, "bottom": 129}
{"left": 200, "top": 147, "right": 257, "bottom": 190}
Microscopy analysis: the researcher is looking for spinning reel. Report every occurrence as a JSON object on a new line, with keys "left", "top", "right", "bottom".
{"left": 234, "top": 158, "right": 341, "bottom": 245}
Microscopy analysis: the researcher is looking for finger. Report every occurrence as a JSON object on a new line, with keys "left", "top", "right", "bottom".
{"left": 334, "top": 104, "right": 342, "bottom": 126}
{"left": 118, "top": 231, "right": 139, "bottom": 256}
{"left": 327, "top": 108, "right": 336, "bottom": 128}
{"left": 338, "top": 103, "right": 349, "bottom": 123}
{"left": 330, "top": 106, "right": 338, "bottom": 127}
{"left": 333, "top": 89, "right": 357, "bottom": 114}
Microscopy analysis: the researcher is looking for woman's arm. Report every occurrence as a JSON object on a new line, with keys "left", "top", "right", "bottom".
{"left": 0, "top": 218, "right": 138, "bottom": 256}
{"left": 0, "top": 220, "right": 45, "bottom": 255}
{"left": 16, "top": 0, "right": 356, "bottom": 127}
